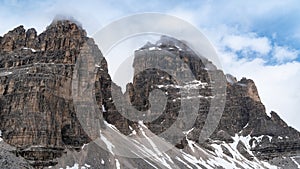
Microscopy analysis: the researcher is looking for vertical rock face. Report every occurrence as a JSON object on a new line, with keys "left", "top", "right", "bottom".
{"left": 0, "top": 20, "right": 110, "bottom": 167}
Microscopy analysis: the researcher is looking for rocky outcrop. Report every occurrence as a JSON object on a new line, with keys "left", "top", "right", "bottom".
{"left": 237, "top": 140, "right": 254, "bottom": 160}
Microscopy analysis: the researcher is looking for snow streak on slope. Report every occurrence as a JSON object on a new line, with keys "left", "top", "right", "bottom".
{"left": 57, "top": 121, "right": 279, "bottom": 169}
{"left": 96, "top": 121, "right": 278, "bottom": 169}
{"left": 0, "top": 130, "right": 2, "bottom": 142}
{"left": 208, "top": 134, "right": 277, "bottom": 169}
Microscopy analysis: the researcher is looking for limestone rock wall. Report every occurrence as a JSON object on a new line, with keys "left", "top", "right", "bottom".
{"left": 0, "top": 20, "right": 108, "bottom": 167}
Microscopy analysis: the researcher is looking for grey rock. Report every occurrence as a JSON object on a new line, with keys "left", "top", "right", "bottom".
{"left": 236, "top": 140, "right": 254, "bottom": 161}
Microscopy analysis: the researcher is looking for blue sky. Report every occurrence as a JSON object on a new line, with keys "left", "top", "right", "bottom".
{"left": 0, "top": 0, "right": 299, "bottom": 130}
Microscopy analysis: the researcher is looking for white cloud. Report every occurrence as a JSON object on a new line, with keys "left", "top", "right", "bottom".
{"left": 273, "top": 45, "right": 299, "bottom": 63}
{"left": 0, "top": 0, "right": 125, "bottom": 35}
{"left": 222, "top": 34, "right": 271, "bottom": 55}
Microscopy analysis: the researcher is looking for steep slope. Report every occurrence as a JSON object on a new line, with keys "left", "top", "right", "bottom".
{"left": 0, "top": 20, "right": 299, "bottom": 169}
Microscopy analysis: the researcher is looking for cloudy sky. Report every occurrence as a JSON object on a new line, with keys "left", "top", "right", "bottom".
{"left": 0, "top": 0, "right": 299, "bottom": 130}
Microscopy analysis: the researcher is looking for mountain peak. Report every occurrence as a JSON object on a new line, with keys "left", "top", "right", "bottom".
{"left": 50, "top": 15, "right": 83, "bottom": 28}
{"left": 0, "top": 18, "right": 87, "bottom": 54}
{"left": 45, "top": 18, "right": 86, "bottom": 37}
{"left": 9, "top": 25, "right": 25, "bottom": 33}
{"left": 0, "top": 25, "right": 26, "bottom": 52}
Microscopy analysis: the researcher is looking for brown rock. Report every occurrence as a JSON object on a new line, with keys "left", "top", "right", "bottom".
{"left": 0, "top": 20, "right": 108, "bottom": 168}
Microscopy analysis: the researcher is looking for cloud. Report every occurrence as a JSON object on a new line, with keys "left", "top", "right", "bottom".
{"left": 273, "top": 45, "right": 299, "bottom": 63}
{"left": 222, "top": 34, "right": 271, "bottom": 55}
{"left": 0, "top": 0, "right": 126, "bottom": 35}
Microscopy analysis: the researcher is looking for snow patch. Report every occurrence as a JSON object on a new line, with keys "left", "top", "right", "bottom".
{"left": 22, "top": 47, "right": 37, "bottom": 52}
{"left": 0, "top": 71, "right": 13, "bottom": 76}
{"left": 102, "top": 105, "right": 106, "bottom": 112}
{"left": 266, "top": 135, "right": 273, "bottom": 142}
{"left": 182, "top": 152, "right": 211, "bottom": 168}
{"left": 134, "top": 122, "right": 174, "bottom": 168}
{"left": 205, "top": 134, "right": 278, "bottom": 169}
{"left": 175, "top": 156, "right": 193, "bottom": 169}
{"left": 156, "top": 80, "right": 208, "bottom": 90}
{"left": 100, "top": 130, "right": 115, "bottom": 155}
{"left": 237, "top": 83, "right": 247, "bottom": 87}
{"left": 115, "top": 159, "right": 121, "bottom": 169}
{"left": 104, "top": 120, "right": 119, "bottom": 132}
{"left": 138, "top": 121, "right": 147, "bottom": 128}
{"left": 139, "top": 123, "right": 161, "bottom": 156}
{"left": 148, "top": 46, "right": 161, "bottom": 51}
{"left": 243, "top": 123, "right": 249, "bottom": 129}
{"left": 183, "top": 128, "right": 194, "bottom": 135}
{"left": 175, "top": 45, "right": 183, "bottom": 51}
{"left": 84, "top": 164, "right": 90, "bottom": 168}
{"left": 65, "top": 163, "right": 79, "bottom": 169}
{"left": 81, "top": 143, "right": 88, "bottom": 150}
{"left": 129, "top": 125, "right": 137, "bottom": 135}
{"left": 186, "top": 139, "right": 195, "bottom": 152}
{"left": 291, "top": 157, "right": 300, "bottom": 168}
{"left": 253, "top": 135, "right": 273, "bottom": 143}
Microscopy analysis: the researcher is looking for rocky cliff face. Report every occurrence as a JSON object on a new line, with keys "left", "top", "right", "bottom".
{"left": 0, "top": 20, "right": 299, "bottom": 169}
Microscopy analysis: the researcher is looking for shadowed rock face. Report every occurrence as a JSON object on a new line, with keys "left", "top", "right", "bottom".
{"left": 0, "top": 20, "right": 299, "bottom": 168}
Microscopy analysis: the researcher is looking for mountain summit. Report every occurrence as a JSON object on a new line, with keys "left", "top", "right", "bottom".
{"left": 0, "top": 20, "right": 299, "bottom": 169}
